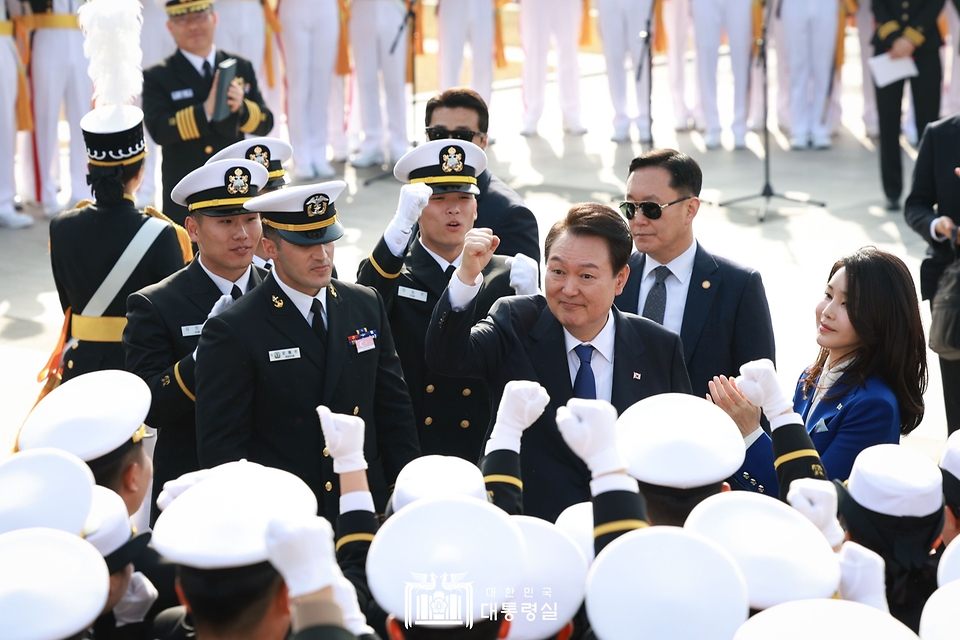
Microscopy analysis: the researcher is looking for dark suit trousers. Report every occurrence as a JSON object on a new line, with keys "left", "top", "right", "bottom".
{"left": 876, "top": 45, "right": 941, "bottom": 200}
{"left": 941, "top": 357, "right": 960, "bottom": 435}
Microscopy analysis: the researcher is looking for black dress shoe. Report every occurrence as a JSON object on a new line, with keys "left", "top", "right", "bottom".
{"left": 885, "top": 197, "right": 901, "bottom": 211}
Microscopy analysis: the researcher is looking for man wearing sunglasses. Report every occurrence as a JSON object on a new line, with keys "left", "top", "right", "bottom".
{"left": 424, "top": 88, "right": 541, "bottom": 264}
{"left": 614, "top": 149, "right": 776, "bottom": 400}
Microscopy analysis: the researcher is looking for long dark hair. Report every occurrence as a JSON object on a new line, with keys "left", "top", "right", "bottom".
{"left": 86, "top": 159, "right": 143, "bottom": 206}
{"left": 802, "top": 247, "right": 927, "bottom": 434}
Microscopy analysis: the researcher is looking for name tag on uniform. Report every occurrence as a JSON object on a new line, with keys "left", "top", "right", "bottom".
{"left": 171, "top": 89, "right": 194, "bottom": 100}
{"left": 398, "top": 286, "right": 428, "bottom": 302}
{"left": 268, "top": 348, "right": 301, "bottom": 362}
{"left": 181, "top": 324, "right": 204, "bottom": 337}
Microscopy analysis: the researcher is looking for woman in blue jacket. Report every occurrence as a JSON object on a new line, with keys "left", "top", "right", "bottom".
{"left": 710, "top": 247, "right": 927, "bottom": 496}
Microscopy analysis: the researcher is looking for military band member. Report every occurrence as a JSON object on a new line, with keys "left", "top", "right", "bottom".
{"left": 597, "top": 0, "right": 655, "bottom": 143}
{"left": 0, "top": 0, "right": 31, "bottom": 229}
{"left": 124, "top": 159, "right": 269, "bottom": 524}
{"left": 357, "top": 140, "right": 538, "bottom": 461}
{"left": 143, "top": 0, "right": 274, "bottom": 225}
{"left": 194, "top": 181, "right": 421, "bottom": 515}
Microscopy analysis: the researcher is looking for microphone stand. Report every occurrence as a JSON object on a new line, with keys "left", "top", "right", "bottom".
{"left": 635, "top": 0, "right": 656, "bottom": 145}
{"left": 717, "top": 0, "right": 825, "bottom": 221}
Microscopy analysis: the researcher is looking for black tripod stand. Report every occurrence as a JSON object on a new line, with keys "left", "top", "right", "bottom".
{"left": 718, "top": 0, "right": 825, "bottom": 221}
{"left": 365, "top": 1, "right": 419, "bottom": 186}
{"left": 634, "top": 1, "right": 656, "bottom": 145}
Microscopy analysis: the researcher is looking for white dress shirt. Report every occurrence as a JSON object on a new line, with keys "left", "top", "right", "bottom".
{"left": 636, "top": 240, "right": 698, "bottom": 335}
{"left": 419, "top": 239, "right": 463, "bottom": 272}
{"left": 274, "top": 272, "right": 328, "bottom": 330}
{"left": 562, "top": 309, "right": 616, "bottom": 403}
{"left": 198, "top": 256, "right": 253, "bottom": 296}
{"left": 179, "top": 46, "right": 218, "bottom": 77}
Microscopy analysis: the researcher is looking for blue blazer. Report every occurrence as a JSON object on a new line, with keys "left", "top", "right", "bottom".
{"left": 736, "top": 373, "right": 901, "bottom": 496}
{"left": 614, "top": 244, "right": 776, "bottom": 398}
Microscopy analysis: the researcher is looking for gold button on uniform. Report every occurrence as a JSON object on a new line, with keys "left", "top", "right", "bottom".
{"left": 426, "top": 384, "right": 435, "bottom": 393}
{"left": 902, "top": 13, "right": 909, "bottom": 20}
{"left": 460, "top": 420, "right": 470, "bottom": 429}
{"left": 424, "top": 417, "right": 433, "bottom": 426}
{"left": 901, "top": 1, "right": 908, "bottom": 6}
{"left": 353, "top": 406, "right": 359, "bottom": 415}
{"left": 323, "top": 448, "right": 330, "bottom": 457}
{"left": 71, "top": 343, "right": 78, "bottom": 350}
{"left": 462, "top": 388, "right": 471, "bottom": 396}
{"left": 325, "top": 482, "right": 332, "bottom": 492}
{"left": 67, "top": 360, "right": 74, "bottom": 369}
{"left": 204, "top": 145, "right": 213, "bottom": 154}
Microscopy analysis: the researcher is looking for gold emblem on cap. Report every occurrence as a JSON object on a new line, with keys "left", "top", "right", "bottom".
{"left": 305, "top": 194, "right": 329, "bottom": 218}
{"left": 248, "top": 145, "right": 270, "bottom": 168}
{"left": 442, "top": 146, "right": 464, "bottom": 174}
{"left": 272, "top": 295, "right": 284, "bottom": 308}
{"left": 226, "top": 167, "right": 251, "bottom": 195}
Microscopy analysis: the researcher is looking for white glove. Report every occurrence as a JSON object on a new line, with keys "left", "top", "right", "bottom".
{"left": 838, "top": 541, "right": 889, "bottom": 612}
{"left": 787, "top": 478, "right": 846, "bottom": 549}
{"left": 317, "top": 405, "right": 368, "bottom": 474}
{"left": 384, "top": 183, "right": 433, "bottom": 256}
{"left": 505, "top": 254, "right": 539, "bottom": 295}
{"left": 266, "top": 516, "right": 338, "bottom": 598}
{"left": 735, "top": 359, "right": 796, "bottom": 428}
{"left": 485, "top": 380, "right": 550, "bottom": 454}
{"left": 555, "top": 399, "right": 625, "bottom": 478}
{"left": 332, "top": 565, "right": 376, "bottom": 637}
{"left": 112, "top": 571, "right": 159, "bottom": 626}
{"left": 192, "top": 294, "right": 235, "bottom": 360}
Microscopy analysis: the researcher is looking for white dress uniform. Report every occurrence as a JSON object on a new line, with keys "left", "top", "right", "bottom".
{"left": 661, "top": 0, "right": 702, "bottom": 130}
{"left": 690, "top": 0, "right": 753, "bottom": 147}
{"left": 213, "top": 0, "right": 265, "bottom": 75}
{"left": 519, "top": 0, "right": 584, "bottom": 134}
{"left": 349, "top": 0, "right": 409, "bottom": 166}
{"left": 942, "top": 1, "right": 960, "bottom": 116}
{"left": 597, "top": 0, "right": 654, "bottom": 142}
{"left": 0, "top": 3, "right": 31, "bottom": 228}
{"left": 31, "top": 0, "right": 92, "bottom": 215}
{"left": 747, "top": 10, "right": 791, "bottom": 132}
{"left": 278, "top": 0, "right": 338, "bottom": 179}
{"left": 436, "top": 0, "right": 495, "bottom": 105}
{"left": 138, "top": 0, "right": 176, "bottom": 209}
{"left": 856, "top": 0, "right": 878, "bottom": 135}
{"left": 780, "top": 0, "right": 839, "bottom": 147}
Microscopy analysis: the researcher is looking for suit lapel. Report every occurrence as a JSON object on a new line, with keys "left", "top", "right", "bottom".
{"left": 187, "top": 259, "right": 225, "bottom": 314}
{"left": 409, "top": 241, "right": 452, "bottom": 299}
{"left": 618, "top": 252, "right": 645, "bottom": 314}
{"left": 527, "top": 305, "right": 574, "bottom": 403}
{"left": 610, "top": 308, "right": 647, "bottom": 413}
{"left": 679, "top": 245, "right": 719, "bottom": 365}
{"left": 261, "top": 274, "right": 326, "bottom": 371}
{"left": 171, "top": 50, "right": 211, "bottom": 105}
{"left": 805, "top": 376, "right": 858, "bottom": 432}
{"left": 322, "top": 281, "right": 347, "bottom": 404}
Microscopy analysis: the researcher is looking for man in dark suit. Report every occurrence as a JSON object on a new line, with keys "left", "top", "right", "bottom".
{"left": 143, "top": 0, "right": 274, "bottom": 225}
{"left": 613, "top": 149, "right": 775, "bottom": 400}
{"left": 357, "top": 139, "right": 538, "bottom": 461}
{"left": 123, "top": 158, "right": 270, "bottom": 523}
{"left": 194, "top": 181, "right": 421, "bottom": 517}
{"left": 425, "top": 203, "right": 692, "bottom": 522}
{"left": 423, "top": 88, "right": 541, "bottom": 263}
{"left": 905, "top": 114, "right": 960, "bottom": 434}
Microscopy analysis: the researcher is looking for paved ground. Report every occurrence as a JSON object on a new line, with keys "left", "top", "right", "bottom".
{"left": 0, "top": 29, "right": 948, "bottom": 461}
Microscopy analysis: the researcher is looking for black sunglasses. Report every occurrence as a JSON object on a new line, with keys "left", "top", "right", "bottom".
{"left": 619, "top": 196, "right": 693, "bottom": 221}
{"left": 425, "top": 126, "right": 485, "bottom": 142}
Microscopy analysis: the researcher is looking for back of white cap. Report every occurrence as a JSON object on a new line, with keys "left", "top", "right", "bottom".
{"left": 735, "top": 599, "right": 918, "bottom": 640}
{"left": 848, "top": 444, "right": 943, "bottom": 517}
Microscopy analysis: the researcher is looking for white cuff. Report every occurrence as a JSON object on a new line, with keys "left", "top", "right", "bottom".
{"left": 770, "top": 412, "right": 804, "bottom": 431}
{"left": 931, "top": 219, "right": 949, "bottom": 242}
{"left": 590, "top": 473, "right": 639, "bottom": 496}
{"left": 339, "top": 491, "right": 375, "bottom": 514}
{"left": 383, "top": 224, "right": 411, "bottom": 258}
{"left": 743, "top": 427, "right": 765, "bottom": 448}
{"left": 447, "top": 271, "right": 483, "bottom": 311}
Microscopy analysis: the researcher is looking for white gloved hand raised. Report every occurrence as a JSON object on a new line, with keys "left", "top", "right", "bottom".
{"left": 735, "top": 359, "right": 796, "bottom": 427}
{"left": 383, "top": 183, "right": 433, "bottom": 256}
{"left": 787, "top": 478, "right": 846, "bottom": 549}
{"left": 112, "top": 571, "right": 159, "bottom": 626}
{"left": 266, "top": 515, "right": 338, "bottom": 598}
{"left": 192, "top": 294, "right": 236, "bottom": 360}
{"left": 485, "top": 380, "right": 550, "bottom": 454}
{"left": 317, "top": 405, "right": 368, "bottom": 474}
{"left": 331, "top": 565, "right": 376, "bottom": 636}
{"left": 555, "top": 399, "right": 625, "bottom": 478}
{"left": 838, "top": 541, "right": 889, "bottom": 612}
{"left": 505, "top": 253, "right": 539, "bottom": 295}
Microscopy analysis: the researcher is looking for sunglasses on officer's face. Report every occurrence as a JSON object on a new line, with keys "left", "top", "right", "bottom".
{"left": 425, "top": 127, "right": 485, "bottom": 143}
{"left": 619, "top": 196, "right": 694, "bottom": 221}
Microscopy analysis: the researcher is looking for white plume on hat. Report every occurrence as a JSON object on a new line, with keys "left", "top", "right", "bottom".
{"left": 79, "top": 0, "right": 144, "bottom": 108}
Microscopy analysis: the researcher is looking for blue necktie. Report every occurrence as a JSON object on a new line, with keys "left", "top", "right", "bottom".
{"left": 573, "top": 344, "right": 596, "bottom": 399}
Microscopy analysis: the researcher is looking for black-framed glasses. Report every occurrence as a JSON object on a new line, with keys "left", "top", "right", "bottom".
{"left": 619, "top": 196, "right": 693, "bottom": 221}
{"left": 425, "top": 126, "right": 485, "bottom": 142}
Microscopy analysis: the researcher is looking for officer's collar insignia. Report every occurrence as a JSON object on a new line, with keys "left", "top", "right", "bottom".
{"left": 329, "top": 284, "right": 338, "bottom": 298}
{"left": 272, "top": 295, "right": 284, "bottom": 308}
{"left": 247, "top": 145, "right": 270, "bottom": 169}
{"left": 441, "top": 146, "right": 465, "bottom": 174}
{"left": 304, "top": 194, "right": 330, "bottom": 218}
{"left": 225, "top": 166, "right": 251, "bottom": 196}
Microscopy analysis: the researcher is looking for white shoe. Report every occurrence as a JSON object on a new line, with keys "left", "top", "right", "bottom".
{"left": 703, "top": 131, "right": 721, "bottom": 150}
{"left": 812, "top": 134, "right": 832, "bottom": 150}
{"left": 564, "top": 122, "right": 587, "bottom": 136}
{"left": 0, "top": 209, "right": 34, "bottom": 229}
{"left": 733, "top": 133, "right": 747, "bottom": 149}
{"left": 292, "top": 165, "right": 316, "bottom": 181}
{"left": 314, "top": 161, "right": 336, "bottom": 179}
{"left": 349, "top": 149, "right": 385, "bottom": 168}
{"left": 637, "top": 124, "right": 653, "bottom": 144}
{"left": 790, "top": 135, "right": 809, "bottom": 150}
{"left": 520, "top": 124, "right": 538, "bottom": 137}
{"left": 611, "top": 122, "right": 630, "bottom": 143}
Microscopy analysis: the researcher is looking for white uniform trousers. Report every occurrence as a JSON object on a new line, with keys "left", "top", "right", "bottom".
{"left": 747, "top": 11, "right": 792, "bottom": 130}
{"left": 520, "top": 0, "right": 583, "bottom": 130}
{"left": 139, "top": 0, "right": 176, "bottom": 207}
{"left": 30, "top": 26, "right": 90, "bottom": 209}
{"left": 780, "top": 0, "right": 838, "bottom": 140}
{"left": 349, "top": 0, "right": 409, "bottom": 159}
{"left": 662, "top": 0, "right": 701, "bottom": 127}
{"left": 597, "top": 0, "right": 654, "bottom": 133}
{"left": 943, "top": 2, "right": 960, "bottom": 115}
{"left": 856, "top": 0, "right": 877, "bottom": 133}
{"left": 437, "top": 0, "right": 495, "bottom": 105}
{"left": 279, "top": 0, "right": 339, "bottom": 171}
{"left": 690, "top": 0, "right": 753, "bottom": 137}
{"left": 0, "top": 36, "right": 17, "bottom": 215}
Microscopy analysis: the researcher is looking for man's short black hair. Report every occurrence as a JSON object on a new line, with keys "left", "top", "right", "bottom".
{"left": 637, "top": 481, "right": 724, "bottom": 527}
{"left": 544, "top": 203, "right": 633, "bottom": 275}
{"left": 627, "top": 149, "right": 703, "bottom": 197}
{"left": 424, "top": 88, "right": 489, "bottom": 133}
{"left": 90, "top": 441, "right": 145, "bottom": 492}
{"left": 178, "top": 563, "right": 283, "bottom": 635}
{"left": 398, "top": 617, "right": 505, "bottom": 640}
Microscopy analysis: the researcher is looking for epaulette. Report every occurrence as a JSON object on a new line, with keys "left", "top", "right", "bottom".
{"left": 145, "top": 205, "right": 194, "bottom": 264}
